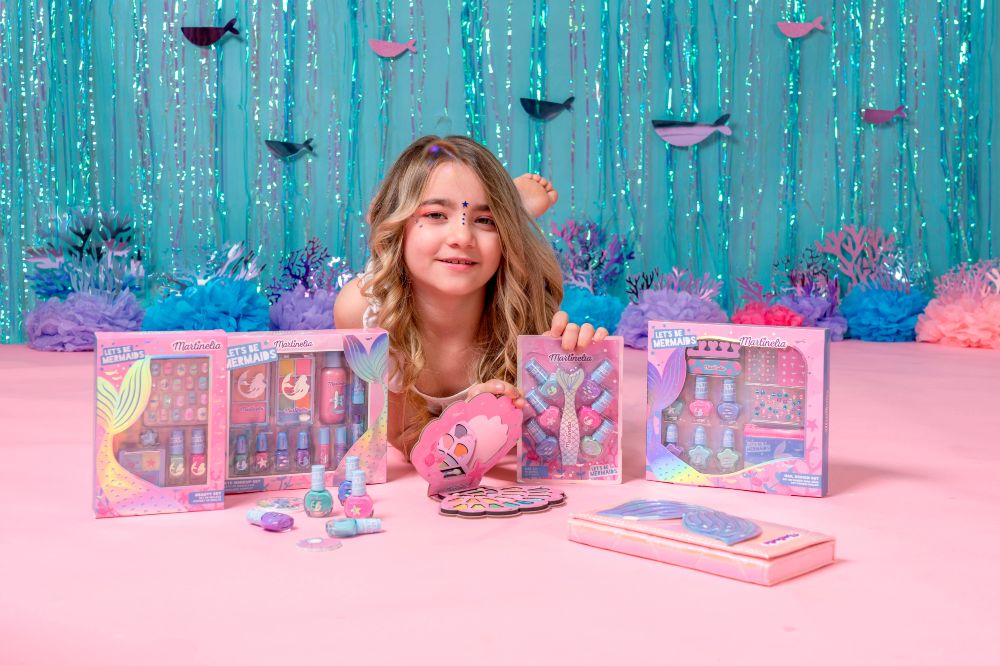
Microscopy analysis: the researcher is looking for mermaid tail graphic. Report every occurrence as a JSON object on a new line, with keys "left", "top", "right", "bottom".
{"left": 343, "top": 333, "right": 389, "bottom": 481}
{"left": 555, "top": 368, "right": 585, "bottom": 465}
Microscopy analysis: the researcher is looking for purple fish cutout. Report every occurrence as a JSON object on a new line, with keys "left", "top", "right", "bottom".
{"left": 368, "top": 38, "right": 417, "bottom": 58}
{"left": 181, "top": 18, "right": 239, "bottom": 47}
{"left": 777, "top": 16, "right": 824, "bottom": 38}
{"left": 520, "top": 96, "right": 574, "bottom": 121}
{"left": 862, "top": 105, "right": 906, "bottom": 124}
{"left": 652, "top": 114, "right": 732, "bottom": 147}
{"left": 682, "top": 508, "right": 761, "bottom": 545}
{"left": 597, "top": 500, "right": 698, "bottom": 520}
{"left": 265, "top": 138, "right": 314, "bottom": 159}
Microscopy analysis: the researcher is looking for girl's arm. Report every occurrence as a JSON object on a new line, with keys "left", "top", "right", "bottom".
{"left": 333, "top": 277, "right": 367, "bottom": 329}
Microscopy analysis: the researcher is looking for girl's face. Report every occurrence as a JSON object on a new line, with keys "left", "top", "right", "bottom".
{"left": 403, "top": 161, "right": 503, "bottom": 298}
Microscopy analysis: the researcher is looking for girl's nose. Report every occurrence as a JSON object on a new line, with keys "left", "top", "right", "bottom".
{"left": 446, "top": 216, "right": 474, "bottom": 246}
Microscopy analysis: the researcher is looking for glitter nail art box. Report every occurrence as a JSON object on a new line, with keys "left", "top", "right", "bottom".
{"left": 224, "top": 329, "right": 389, "bottom": 494}
{"left": 646, "top": 321, "right": 830, "bottom": 496}
{"left": 568, "top": 500, "right": 835, "bottom": 585}
{"left": 93, "top": 331, "right": 228, "bottom": 518}
{"left": 517, "top": 335, "right": 624, "bottom": 483}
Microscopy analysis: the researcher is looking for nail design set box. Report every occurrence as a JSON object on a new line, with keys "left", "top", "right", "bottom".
{"left": 225, "top": 329, "right": 389, "bottom": 494}
{"left": 568, "top": 500, "right": 835, "bottom": 586}
{"left": 646, "top": 321, "right": 830, "bottom": 497}
{"left": 517, "top": 335, "right": 624, "bottom": 483}
{"left": 93, "top": 331, "right": 228, "bottom": 518}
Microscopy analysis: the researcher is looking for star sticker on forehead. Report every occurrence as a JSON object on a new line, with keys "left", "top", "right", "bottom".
{"left": 462, "top": 201, "right": 469, "bottom": 208}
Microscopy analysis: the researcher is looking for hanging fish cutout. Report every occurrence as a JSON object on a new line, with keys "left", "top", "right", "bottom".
{"left": 181, "top": 18, "right": 239, "bottom": 47}
{"left": 265, "top": 138, "right": 315, "bottom": 160}
{"left": 777, "top": 16, "right": 824, "bottom": 38}
{"left": 652, "top": 114, "right": 732, "bottom": 147}
{"left": 862, "top": 105, "right": 906, "bottom": 124}
{"left": 520, "top": 96, "right": 574, "bottom": 121}
{"left": 368, "top": 38, "right": 417, "bottom": 58}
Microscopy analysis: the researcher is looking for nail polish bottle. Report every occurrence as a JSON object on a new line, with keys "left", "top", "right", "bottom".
{"left": 233, "top": 434, "right": 249, "bottom": 475}
{"left": 317, "top": 427, "right": 332, "bottom": 467}
{"left": 326, "top": 517, "right": 382, "bottom": 538}
{"left": 577, "top": 406, "right": 603, "bottom": 436}
{"left": 338, "top": 455, "right": 360, "bottom": 504}
{"left": 591, "top": 390, "right": 614, "bottom": 415}
{"left": 246, "top": 508, "right": 294, "bottom": 532}
{"left": 350, "top": 373, "right": 366, "bottom": 410}
{"left": 687, "top": 425, "right": 713, "bottom": 471}
{"left": 343, "top": 469, "right": 374, "bottom": 518}
{"left": 254, "top": 432, "right": 271, "bottom": 473}
{"left": 663, "top": 422, "right": 681, "bottom": 455}
{"left": 318, "top": 352, "right": 347, "bottom": 425}
{"left": 524, "top": 418, "right": 558, "bottom": 460}
{"left": 350, "top": 414, "right": 365, "bottom": 444}
{"left": 295, "top": 430, "right": 311, "bottom": 470}
{"left": 581, "top": 419, "right": 614, "bottom": 458}
{"left": 717, "top": 428, "right": 741, "bottom": 473}
{"left": 275, "top": 432, "right": 291, "bottom": 472}
{"left": 303, "top": 464, "right": 334, "bottom": 517}
{"left": 525, "top": 359, "right": 561, "bottom": 405}
{"left": 716, "top": 378, "right": 741, "bottom": 423}
{"left": 189, "top": 428, "right": 207, "bottom": 483}
{"left": 579, "top": 360, "right": 614, "bottom": 405}
{"left": 334, "top": 426, "right": 349, "bottom": 469}
{"left": 688, "top": 376, "right": 714, "bottom": 419}
{"left": 167, "top": 429, "right": 186, "bottom": 486}
{"left": 526, "top": 390, "right": 561, "bottom": 434}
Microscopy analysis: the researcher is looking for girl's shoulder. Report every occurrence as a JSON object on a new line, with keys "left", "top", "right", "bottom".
{"left": 333, "top": 276, "right": 368, "bottom": 329}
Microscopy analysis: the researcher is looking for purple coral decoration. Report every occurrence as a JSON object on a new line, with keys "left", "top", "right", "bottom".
{"left": 269, "top": 284, "right": 337, "bottom": 331}
{"left": 550, "top": 219, "right": 635, "bottom": 294}
{"left": 266, "top": 238, "right": 353, "bottom": 304}
{"left": 24, "top": 291, "right": 145, "bottom": 352}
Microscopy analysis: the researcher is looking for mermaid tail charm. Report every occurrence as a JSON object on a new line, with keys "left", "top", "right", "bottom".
{"left": 555, "top": 368, "right": 585, "bottom": 465}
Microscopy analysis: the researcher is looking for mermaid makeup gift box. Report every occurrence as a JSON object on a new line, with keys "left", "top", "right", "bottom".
{"left": 568, "top": 500, "right": 835, "bottom": 585}
{"left": 225, "top": 329, "right": 389, "bottom": 494}
{"left": 93, "top": 331, "right": 228, "bottom": 518}
{"left": 517, "top": 335, "right": 624, "bottom": 483}
{"left": 646, "top": 321, "right": 830, "bottom": 496}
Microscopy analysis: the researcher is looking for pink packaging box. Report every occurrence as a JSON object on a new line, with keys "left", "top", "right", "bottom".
{"left": 517, "top": 335, "right": 624, "bottom": 483}
{"left": 93, "top": 331, "right": 228, "bottom": 518}
{"left": 568, "top": 500, "right": 835, "bottom": 585}
{"left": 646, "top": 321, "right": 830, "bottom": 496}
{"left": 225, "top": 329, "right": 389, "bottom": 493}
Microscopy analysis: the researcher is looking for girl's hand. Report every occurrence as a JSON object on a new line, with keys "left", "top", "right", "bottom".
{"left": 548, "top": 310, "right": 609, "bottom": 351}
{"left": 467, "top": 379, "right": 526, "bottom": 409}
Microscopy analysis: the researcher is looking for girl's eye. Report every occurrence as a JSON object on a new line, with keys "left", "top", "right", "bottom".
{"left": 475, "top": 216, "right": 495, "bottom": 227}
{"left": 421, "top": 212, "right": 447, "bottom": 221}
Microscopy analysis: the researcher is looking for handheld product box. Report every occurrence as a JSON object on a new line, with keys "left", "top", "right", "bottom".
{"left": 517, "top": 335, "right": 624, "bottom": 483}
{"left": 568, "top": 500, "right": 835, "bottom": 585}
{"left": 646, "top": 321, "right": 829, "bottom": 496}
{"left": 93, "top": 331, "right": 228, "bottom": 518}
{"left": 225, "top": 329, "right": 389, "bottom": 493}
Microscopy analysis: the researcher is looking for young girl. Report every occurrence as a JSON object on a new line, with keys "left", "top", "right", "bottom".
{"left": 334, "top": 135, "right": 608, "bottom": 457}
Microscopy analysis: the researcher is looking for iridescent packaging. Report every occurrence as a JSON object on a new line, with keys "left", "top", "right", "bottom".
{"left": 646, "top": 321, "right": 830, "bottom": 496}
{"left": 93, "top": 331, "right": 228, "bottom": 518}
{"left": 517, "top": 335, "right": 624, "bottom": 483}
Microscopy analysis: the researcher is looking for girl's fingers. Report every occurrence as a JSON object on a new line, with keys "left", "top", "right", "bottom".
{"left": 549, "top": 310, "right": 569, "bottom": 336}
{"left": 561, "top": 323, "right": 580, "bottom": 351}
{"left": 576, "top": 323, "right": 596, "bottom": 349}
{"left": 594, "top": 326, "right": 609, "bottom": 341}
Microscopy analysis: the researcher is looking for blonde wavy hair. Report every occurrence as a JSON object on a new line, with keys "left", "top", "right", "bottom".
{"left": 362, "top": 135, "right": 563, "bottom": 446}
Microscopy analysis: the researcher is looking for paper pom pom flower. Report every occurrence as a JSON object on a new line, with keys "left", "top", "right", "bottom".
{"left": 24, "top": 291, "right": 144, "bottom": 352}
{"left": 559, "top": 286, "right": 625, "bottom": 332}
{"left": 269, "top": 284, "right": 337, "bottom": 331}
{"left": 841, "top": 286, "right": 929, "bottom": 342}
{"left": 916, "top": 259, "right": 1000, "bottom": 349}
{"left": 142, "top": 278, "right": 269, "bottom": 332}
{"left": 616, "top": 269, "right": 728, "bottom": 349}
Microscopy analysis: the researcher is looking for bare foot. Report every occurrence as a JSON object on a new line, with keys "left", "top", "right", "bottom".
{"left": 514, "top": 173, "right": 559, "bottom": 218}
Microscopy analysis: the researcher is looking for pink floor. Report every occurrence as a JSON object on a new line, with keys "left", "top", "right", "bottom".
{"left": 1, "top": 341, "right": 998, "bottom": 665}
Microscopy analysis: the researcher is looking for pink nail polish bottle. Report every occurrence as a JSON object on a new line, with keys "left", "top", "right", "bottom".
{"left": 343, "top": 469, "right": 374, "bottom": 518}
{"left": 688, "top": 376, "right": 714, "bottom": 419}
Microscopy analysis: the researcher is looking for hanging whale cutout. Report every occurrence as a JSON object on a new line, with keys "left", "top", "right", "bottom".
{"left": 520, "top": 96, "right": 574, "bottom": 120}
{"left": 652, "top": 114, "right": 732, "bottom": 147}
{"left": 181, "top": 18, "right": 239, "bottom": 47}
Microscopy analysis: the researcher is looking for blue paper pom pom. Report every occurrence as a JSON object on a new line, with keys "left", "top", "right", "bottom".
{"left": 269, "top": 285, "right": 336, "bottom": 331}
{"left": 559, "top": 286, "right": 625, "bottom": 332}
{"left": 143, "top": 278, "right": 269, "bottom": 332}
{"left": 840, "top": 287, "right": 930, "bottom": 342}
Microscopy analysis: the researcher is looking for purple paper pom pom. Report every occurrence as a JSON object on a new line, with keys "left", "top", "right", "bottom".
{"left": 269, "top": 285, "right": 337, "bottom": 331}
{"left": 776, "top": 293, "right": 848, "bottom": 341}
{"left": 616, "top": 289, "right": 728, "bottom": 349}
{"left": 24, "top": 291, "right": 145, "bottom": 352}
